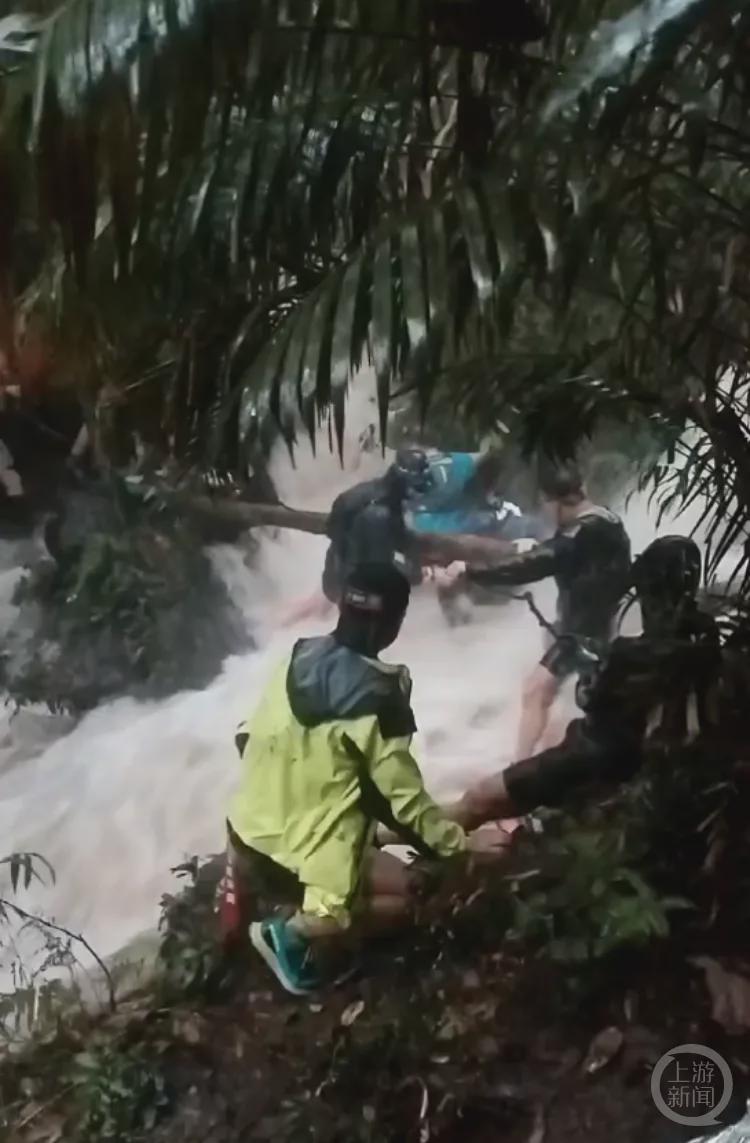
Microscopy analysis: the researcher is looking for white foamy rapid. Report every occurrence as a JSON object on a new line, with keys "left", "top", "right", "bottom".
{"left": 0, "top": 381, "right": 738, "bottom": 990}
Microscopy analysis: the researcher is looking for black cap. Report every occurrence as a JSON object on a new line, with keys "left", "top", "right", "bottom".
{"left": 341, "top": 562, "right": 411, "bottom": 619}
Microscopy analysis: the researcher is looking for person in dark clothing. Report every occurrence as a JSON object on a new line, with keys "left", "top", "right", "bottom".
{"left": 322, "top": 448, "right": 433, "bottom": 603}
{"left": 451, "top": 536, "right": 721, "bottom": 827}
{"left": 446, "top": 465, "right": 632, "bottom": 758}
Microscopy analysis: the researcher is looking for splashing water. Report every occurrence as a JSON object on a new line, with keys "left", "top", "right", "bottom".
{"left": 0, "top": 380, "right": 737, "bottom": 991}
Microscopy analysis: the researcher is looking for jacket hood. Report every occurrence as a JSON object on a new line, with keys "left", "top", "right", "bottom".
{"left": 287, "top": 635, "right": 414, "bottom": 735}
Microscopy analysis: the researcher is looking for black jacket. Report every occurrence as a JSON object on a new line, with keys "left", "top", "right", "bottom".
{"left": 503, "top": 606, "right": 721, "bottom": 813}
{"left": 324, "top": 478, "right": 419, "bottom": 593}
{"left": 467, "top": 505, "right": 631, "bottom": 640}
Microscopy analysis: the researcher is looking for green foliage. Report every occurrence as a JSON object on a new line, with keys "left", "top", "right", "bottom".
{"left": 507, "top": 812, "right": 691, "bottom": 964}
{"left": 631, "top": 743, "right": 750, "bottom": 930}
{"left": 0, "top": 852, "right": 89, "bottom": 1044}
{"left": 5, "top": 477, "right": 248, "bottom": 711}
{"left": 157, "top": 856, "right": 225, "bottom": 998}
{"left": 0, "top": 0, "right": 745, "bottom": 590}
{"left": 71, "top": 1043, "right": 169, "bottom": 1141}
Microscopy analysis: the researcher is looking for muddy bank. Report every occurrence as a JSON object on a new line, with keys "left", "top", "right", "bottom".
{"left": 3, "top": 870, "right": 749, "bottom": 1143}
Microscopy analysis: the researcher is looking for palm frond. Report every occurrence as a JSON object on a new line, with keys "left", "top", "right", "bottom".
{"left": 4, "top": 0, "right": 750, "bottom": 581}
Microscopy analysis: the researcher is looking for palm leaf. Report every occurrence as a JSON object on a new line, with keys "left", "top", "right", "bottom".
{"left": 5, "top": 0, "right": 750, "bottom": 583}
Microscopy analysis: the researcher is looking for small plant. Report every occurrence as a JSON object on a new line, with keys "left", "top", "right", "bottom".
{"left": 71, "top": 1043, "right": 169, "bottom": 1140}
{"left": 158, "top": 856, "right": 224, "bottom": 996}
{"left": 0, "top": 852, "right": 114, "bottom": 1042}
{"left": 507, "top": 812, "right": 691, "bottom": 964}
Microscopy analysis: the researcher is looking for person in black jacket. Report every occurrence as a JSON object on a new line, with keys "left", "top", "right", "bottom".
{"left": 451, "top": 536, "right": 721, "bottom": 827}
{"left": 322, "top": 448, "right": 433, "bottom": 604}
{"left": 447, "top": 465, "right": 632, "bottom": 758}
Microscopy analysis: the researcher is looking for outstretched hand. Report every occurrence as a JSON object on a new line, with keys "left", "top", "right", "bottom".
{"left": 432, "top": 561, "right": 467, "bottom": 591}
{"left": 467, "top": 824, "right": 515, "bottom": 864}
{"left": 512, "top": 538, "right": 538, "bottom": 554}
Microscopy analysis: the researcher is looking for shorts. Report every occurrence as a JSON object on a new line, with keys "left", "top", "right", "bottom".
{"left": 503, "top": 719, "right": 642, "bottom": 813}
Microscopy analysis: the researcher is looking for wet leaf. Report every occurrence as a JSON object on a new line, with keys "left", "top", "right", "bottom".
{"left": 526, "top": 1102, "right": 546, "bottom": 1143}
{"left": 340, "top": 999, "right": 365, "bottom": 1027}
{"left": 436, "top": 1007, "right": 468, "bottom": 1041}
{"left": 173, "top": 1013, "right": 205, "bottom": 1044}
{"left": 581, "top": 1026, "right": 624, "bottom": 1075}
{"left": 623, "top": 991, "right": 637, "bottom": 1023}
{"left": 691, "top": 957, "right": 750, "bottom": 1036}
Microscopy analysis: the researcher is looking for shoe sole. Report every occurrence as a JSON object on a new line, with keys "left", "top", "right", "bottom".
{"left": 249, "top": 922, "right": 312, "bottom": 997}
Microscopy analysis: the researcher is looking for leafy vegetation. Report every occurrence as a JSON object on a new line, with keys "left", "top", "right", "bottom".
{"left": 4, "top": 2, "right": 750, "bottom": 1141}
{"left": 507, "top": 812, "right": 691, "bottom": 966}
{"left": 0, "top": 852, "right": 115, "bottom": 1046}
{"left": 71, "top": 1044, "right": 168, "bottom": 1141}
{"left": 1, "top": 0, "right": 748, "bottom": 586}
{"left": 2, "top": 476, "right": 251, "bottom": 711}
{"left": 157, "top": 856, "right": 226, "bottom": 999}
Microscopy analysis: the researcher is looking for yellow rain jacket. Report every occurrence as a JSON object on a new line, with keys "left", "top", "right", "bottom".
{"left": 228, "top": 634, "right": 466, "bottom": 925}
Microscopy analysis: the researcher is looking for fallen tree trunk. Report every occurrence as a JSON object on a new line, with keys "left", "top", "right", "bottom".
{"left": 183, "top": 495, "right": 329, "bottom": 536}
{"left": 183, "top": 494, "right": 516, "bottom": 565}
{"left": 416, "top": 531, "right": 516, "bottom": 565}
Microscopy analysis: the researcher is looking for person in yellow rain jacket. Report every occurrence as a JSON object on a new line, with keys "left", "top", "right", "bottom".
{"left": 225, "top": 562, "right": 509, "bottom": 995}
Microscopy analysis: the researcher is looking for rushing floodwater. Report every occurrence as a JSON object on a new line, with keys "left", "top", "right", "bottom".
{"left": 0, "top": 388, "right": 735, "bottom": 999}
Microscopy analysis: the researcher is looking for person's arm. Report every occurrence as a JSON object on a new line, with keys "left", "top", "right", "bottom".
{"left": 326, "top": 492, "right": 346, "bottom": 542}
{"left": 454, "top": 716, "right": 642, "bottom": 830}
{"left": 344, "top": 722, "right": 466, "bottom": 859}
{"left": 413, "top": 531, "right": 515, "bottom": 567}
{"left": 466, "top": 534, "right": 561, "bottom": 587}
{"left": 369, "top": 731, "right": 467, "bottom": 857}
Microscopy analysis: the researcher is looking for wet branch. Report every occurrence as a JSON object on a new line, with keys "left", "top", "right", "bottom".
{"left": 0, "top": 899, "right": 116, "bottom": 1013}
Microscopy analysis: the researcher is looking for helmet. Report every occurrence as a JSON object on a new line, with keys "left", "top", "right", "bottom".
{"left": 632, "top": 536, "right": 701, "bottom": 605}
{"left": 390, "top": 447, "right": 433, "bottom": 495}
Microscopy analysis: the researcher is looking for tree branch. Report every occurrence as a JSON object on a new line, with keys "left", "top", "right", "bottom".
{"left": 1, "top": 900, "right": 116, "bottom": 1013}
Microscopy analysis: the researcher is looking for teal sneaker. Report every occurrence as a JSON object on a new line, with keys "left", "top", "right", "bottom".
{"left": 250, "top": 918, "right": 323, "bottom": 996}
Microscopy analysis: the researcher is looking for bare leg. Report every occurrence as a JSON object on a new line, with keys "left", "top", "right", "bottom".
{"left": 539, "top": 710, "right": 566, "bottom": 751}
{"left": 516, "top": 664, "right": 560, "bottom": 760}
{"left": 288, "top": 849, "right": 418, "bottom": 948}
{"left": 366, "top": 848, "right": 416, "bottom": 897}
{"left": 353, "top": 849, "right": 420, "bottom": 935}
